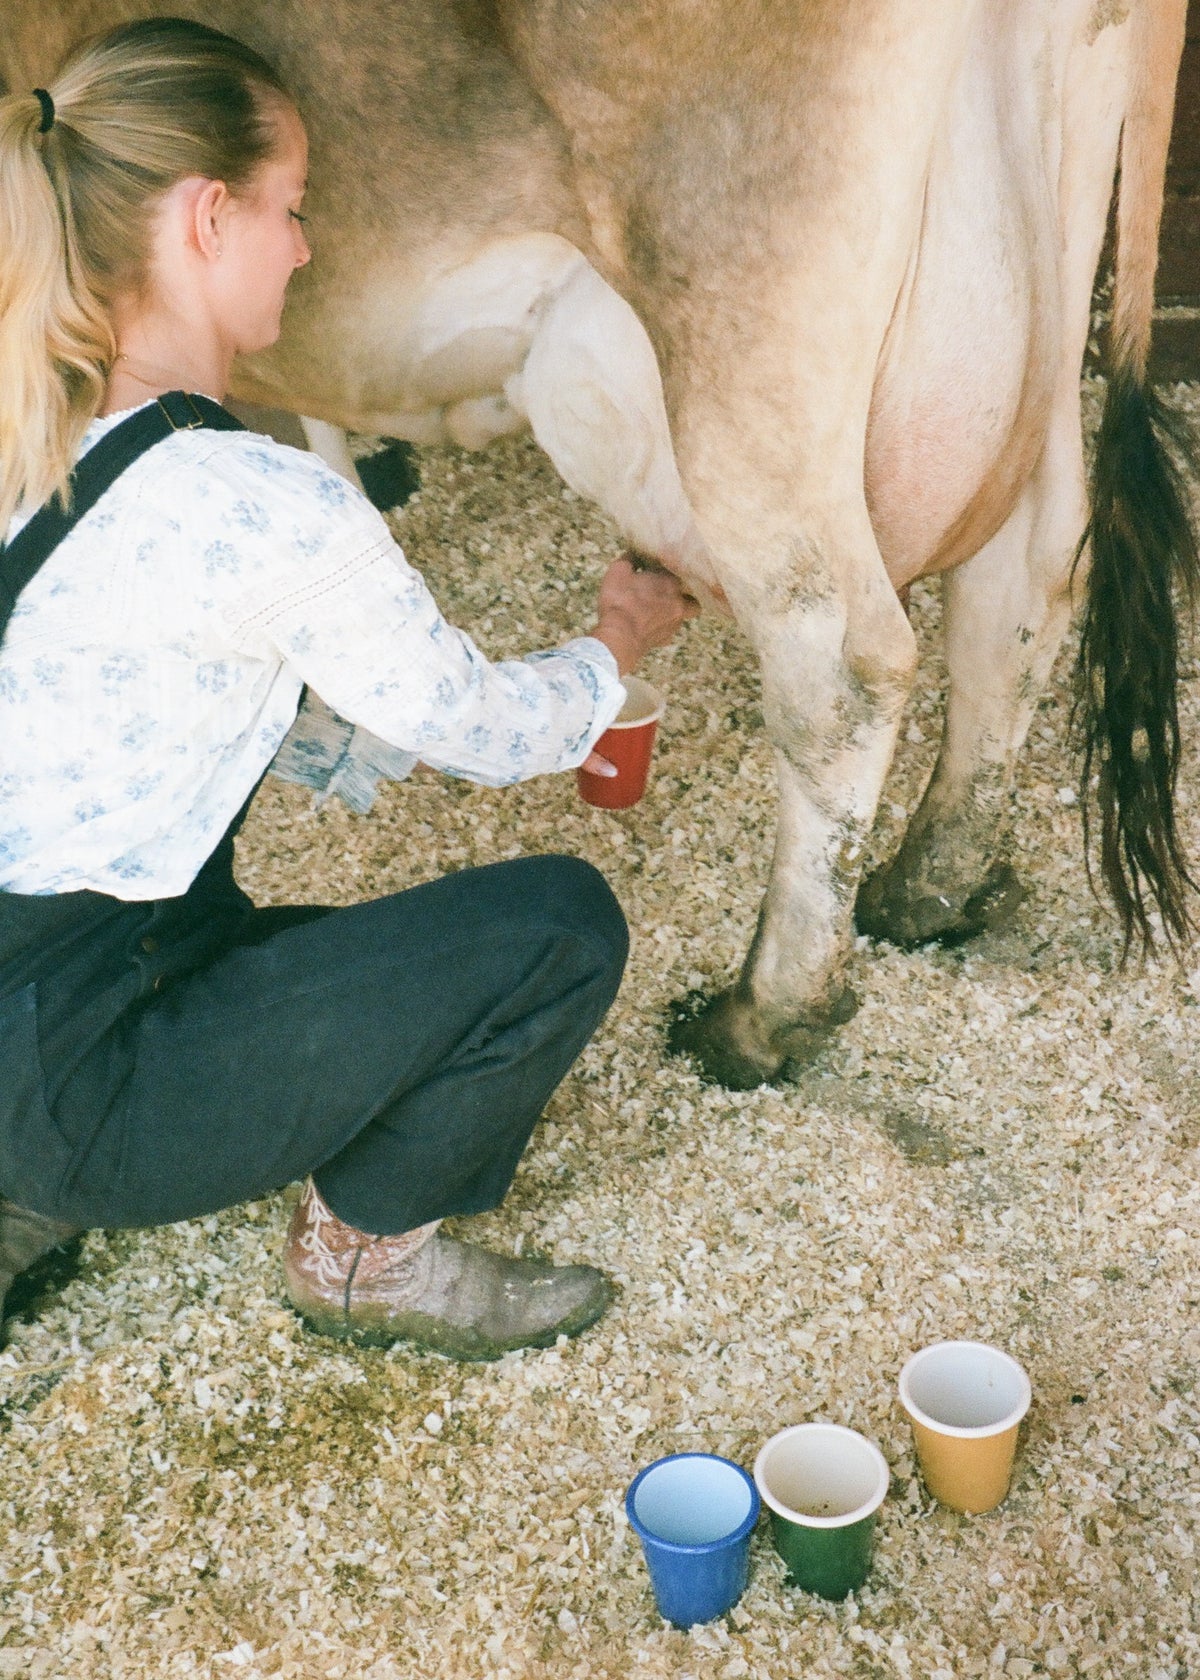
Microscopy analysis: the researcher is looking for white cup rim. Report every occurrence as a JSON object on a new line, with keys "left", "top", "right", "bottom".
{"left": 898, "top": 1340, "right": 1032, "bottom": 1438}
{"left": 625, "top": 1451, "right": 760, "bottom": 1552}
{"left": 608, "top": 674, "right": 666, "bottom": 729}
{"left": 753, "top": 1423, "right": 890, "bottom": 1529}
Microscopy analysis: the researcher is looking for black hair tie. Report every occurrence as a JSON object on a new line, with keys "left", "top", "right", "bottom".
{"left": 33, "top": 89, "right": 55, "bottom": 134}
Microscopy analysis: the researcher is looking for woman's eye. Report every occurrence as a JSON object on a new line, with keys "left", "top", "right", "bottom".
{"left": 289, "top": 210, "right": 308, "bottom": 225}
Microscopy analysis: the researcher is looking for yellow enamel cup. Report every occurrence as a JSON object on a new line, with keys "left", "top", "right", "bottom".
{"left": 898, "top": 1341, "right": 1031, "bottom": 1515}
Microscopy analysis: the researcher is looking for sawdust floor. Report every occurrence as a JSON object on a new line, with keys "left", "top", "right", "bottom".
{"left": 1, "top": 381, "right": 1198, "bottom": 1680}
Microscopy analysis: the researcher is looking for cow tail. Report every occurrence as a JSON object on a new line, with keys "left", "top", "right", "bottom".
{"left": 1074, "top": 0, "right": 1200, "bottom": 956}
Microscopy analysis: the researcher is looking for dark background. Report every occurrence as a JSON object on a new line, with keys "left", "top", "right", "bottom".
{"left": 1150, "top": 5, "right": 1200, "bottom": 376}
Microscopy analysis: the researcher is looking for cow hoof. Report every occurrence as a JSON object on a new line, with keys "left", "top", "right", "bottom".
{"left": 356, "top": 440, "right": 421, "bottom": 512}
{"left": 855, "top": 861, "right": 1026, "bottom": 948}
{"left": 666, "top": 985, "right": 859, "bottom": 1089}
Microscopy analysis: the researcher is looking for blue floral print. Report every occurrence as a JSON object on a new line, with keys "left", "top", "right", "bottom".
{"left": 203, "top": 540, "right": 240, "bottom": 576}
{"left": 0, "top": 408, "right": 623, "bottom": 895}
{"left": 99, "top": 653, "right": 145, "bottom": 695}
{"left": 231, "top": 500, "right": 270, "bottom": 533}
{"left": 0, "top": 828, "right": 32, "bottom": 864}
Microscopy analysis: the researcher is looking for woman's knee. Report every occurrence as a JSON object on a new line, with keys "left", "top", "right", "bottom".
{"left": 516, "top": 853, "right": 629, "bottom": 979}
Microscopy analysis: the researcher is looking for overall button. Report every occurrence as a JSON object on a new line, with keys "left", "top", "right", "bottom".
{"left": 140, "top": 936, "right": 159, "bottom": 954}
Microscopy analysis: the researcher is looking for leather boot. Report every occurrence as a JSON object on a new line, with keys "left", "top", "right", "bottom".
{"left": 283, "top": 1178, "right": 614, "bottom": 1360}
{"left": 0, "top": 1198, "right": 82, "bottom": 1330}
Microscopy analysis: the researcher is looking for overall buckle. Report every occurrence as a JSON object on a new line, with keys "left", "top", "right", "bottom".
{"left": 156, "top": 392, "right": 206, "bottom": 431}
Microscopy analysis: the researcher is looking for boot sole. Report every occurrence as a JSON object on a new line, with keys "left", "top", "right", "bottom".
{"left": 287, "top": 1279, "right": 615, "bottom": 1361}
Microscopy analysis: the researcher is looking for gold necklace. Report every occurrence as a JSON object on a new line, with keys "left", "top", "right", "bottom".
{"left": 112, "top": 352, "right": 190, "bottom": 389}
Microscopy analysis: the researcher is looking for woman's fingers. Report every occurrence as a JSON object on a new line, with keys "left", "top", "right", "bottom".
{"left": 587, "top": 551, "right": 700, "bottom": 673}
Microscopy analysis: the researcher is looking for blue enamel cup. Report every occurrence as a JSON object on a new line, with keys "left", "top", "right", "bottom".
{"left": 625, "top": 1452, "right": 761, "bottom": 1628}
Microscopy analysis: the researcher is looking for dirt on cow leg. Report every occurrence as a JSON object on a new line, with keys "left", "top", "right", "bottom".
{"left": 855, "top": 767, "right": 1027, "bottom": 947}
{"left": 666, "top": 979, "right": 860, "bottom": 1089}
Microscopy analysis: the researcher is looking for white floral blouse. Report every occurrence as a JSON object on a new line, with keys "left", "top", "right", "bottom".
{"left": 0, "top": 406, "right": 624, "bottom": 900}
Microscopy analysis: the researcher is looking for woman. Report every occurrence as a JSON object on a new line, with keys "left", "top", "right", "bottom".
{"left": 0, "top": 18, "right": 696, "bottom": 1359}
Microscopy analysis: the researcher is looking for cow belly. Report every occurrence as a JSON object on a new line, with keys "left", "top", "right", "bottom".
{"left": 863, "top": 20, "right": 1061, "bottom": 589}
{"left": 234, "top": 234, "right": 578, "bottom": 442}
{"left": 865, "top": 312, "right": 1056, "bottom": 589}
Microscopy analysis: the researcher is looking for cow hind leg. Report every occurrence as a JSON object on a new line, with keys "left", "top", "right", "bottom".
{"left": 856, "top": 426, "right": 1083, "bottom": 948}
{"left": 671, "top": 512, "right": 917, "bottom": 1086}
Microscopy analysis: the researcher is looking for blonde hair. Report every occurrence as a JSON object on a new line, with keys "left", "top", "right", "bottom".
{"left": 0, "top": 16, "right": 291, "bottom": 534}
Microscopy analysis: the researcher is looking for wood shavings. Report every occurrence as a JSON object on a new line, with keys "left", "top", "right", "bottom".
{"left": 2, "top": 382, "right": 1200, "bottom": 1675}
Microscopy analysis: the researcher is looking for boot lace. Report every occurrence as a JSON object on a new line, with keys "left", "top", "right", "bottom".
{"left": 294, "top": 1179, "right": 351, "bottom": 1290}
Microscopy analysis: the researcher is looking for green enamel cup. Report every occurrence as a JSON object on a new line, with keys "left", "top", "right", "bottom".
{"left": 753, "top": 1423, "right": 890, "bottom": 1600}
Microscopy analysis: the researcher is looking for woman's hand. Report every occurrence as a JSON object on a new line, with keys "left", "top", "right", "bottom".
{"left": 589, "top": 553, "right": 700, "bottom": 675}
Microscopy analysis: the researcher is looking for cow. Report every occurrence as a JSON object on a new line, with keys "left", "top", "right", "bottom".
{"left": 4, "top": 1, "right": 1195, "bottom": 1088}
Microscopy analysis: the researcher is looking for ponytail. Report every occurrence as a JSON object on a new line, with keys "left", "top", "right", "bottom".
{"left": 0, "top": 17, "right": 290, "bottom": 535}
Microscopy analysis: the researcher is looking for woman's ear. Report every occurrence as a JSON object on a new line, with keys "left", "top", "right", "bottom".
{"left": 182, "top": 176, "right": 233, "bottom": 261}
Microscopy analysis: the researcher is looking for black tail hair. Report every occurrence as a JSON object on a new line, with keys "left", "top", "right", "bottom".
{"left": 1073, "top": 364, "right": 1200, "bottom": 956}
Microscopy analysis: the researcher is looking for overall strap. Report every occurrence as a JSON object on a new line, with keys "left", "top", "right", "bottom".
{"left": 0, "top": 391, "right": 245, "bottom": 644}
